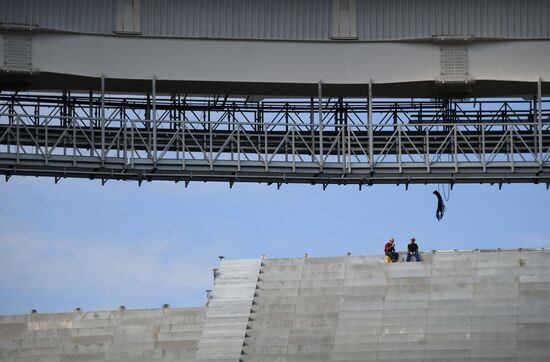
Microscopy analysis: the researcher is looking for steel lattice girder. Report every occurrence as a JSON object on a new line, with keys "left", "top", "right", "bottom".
{"left": 0, "top": 92, "right": 549, "bottom": 186}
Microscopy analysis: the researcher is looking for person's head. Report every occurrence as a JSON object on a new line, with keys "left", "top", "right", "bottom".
{"left": 389, "top": 238, "right": 394, "bottom": 244}
{"left": 410, "top": 237, "right": 416, "bottom": 243}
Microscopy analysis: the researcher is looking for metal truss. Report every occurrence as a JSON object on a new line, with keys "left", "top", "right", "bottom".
{"left": 0, "top": 88, "right": 549, "bottom": 187}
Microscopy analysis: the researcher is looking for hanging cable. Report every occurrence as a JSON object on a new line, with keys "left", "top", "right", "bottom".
{"left": 440, "top": 183, "right": 451, "bottom": 202}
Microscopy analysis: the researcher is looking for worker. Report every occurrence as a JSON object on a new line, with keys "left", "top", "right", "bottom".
{"left": 406, "top": 237, "right": 421, "bottom": 262}
{"left": 384, "top": 238, "right": 399, "bottom": 262}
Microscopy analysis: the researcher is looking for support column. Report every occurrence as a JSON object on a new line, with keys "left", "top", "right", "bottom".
{"left": 152, "top": 75, "right": 157, "bottom": 165}
{"left": 310, "top": 97, "right": 314, "bottom": 162}
{"left": 537, "top": 78, "right": 543, "bottom": 165}
{"left": 89, "top": 91, "right": 94, "bottom": 157}
{"left": 15, "top": 103, "right": 19, "bottom": 164}
{"left": 100, "top": 74, "right": 105, "bottom": 164}
{"left": 318, "top": 80, "right": 323, "bottom": 169}
{"left": 368, "top": 80, "right": 373, "bottom": 168}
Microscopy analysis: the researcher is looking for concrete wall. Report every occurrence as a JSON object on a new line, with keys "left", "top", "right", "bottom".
{"left": 244, "top": 250, "right": 550, "bottom": 361}
{"left": 0, "top": 307, "right": 206, "bottom": 362}
{"left": 1, "top": 250, "right": 550, "bottom": 361}
{"left": 196, "top": 258, "right": 261, "bottom": 361}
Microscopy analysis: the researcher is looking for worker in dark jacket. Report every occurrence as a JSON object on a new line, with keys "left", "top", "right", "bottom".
{"left": 384, "top": 238, "right": 399, "bottom": 262}
{"left": 406, "top": 237, "right": 421, "bottom": 262}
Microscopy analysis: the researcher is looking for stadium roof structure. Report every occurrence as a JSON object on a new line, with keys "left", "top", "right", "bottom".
{"left": 1, "top": 0, "right": 550, "bottom": 97}
{"left": 1, "top": 1, "right": 549, "bottom": 186}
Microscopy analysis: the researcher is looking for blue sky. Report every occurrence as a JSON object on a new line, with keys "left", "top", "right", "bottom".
{"left": 0, "top": 176, "right": 548, "bottom": 315}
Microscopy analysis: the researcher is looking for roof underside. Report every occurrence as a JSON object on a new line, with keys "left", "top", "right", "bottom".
{"left": 2, "top": 73, "right": 547, "bottom": 99}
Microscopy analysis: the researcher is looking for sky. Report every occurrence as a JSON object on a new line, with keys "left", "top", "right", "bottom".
{"left": 0, "top": 176, "right": 549, "bottom": 315}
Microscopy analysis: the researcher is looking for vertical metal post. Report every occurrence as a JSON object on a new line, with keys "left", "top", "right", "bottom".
{"left": 116, "top": 103, "right": 120, "bottom": 158}
{"left": 209, "top": 105, "right": 213, "bottom": 170}
{"left": 425, "top": 128, "right": 430, "bottom": 172}
{"left": 146, "top": 93, "right": 151, "bottom": 156}
{"left": 347, "top": 115, "right": 351, "bottom": 174}
{"left": 101, "top": 74, "right": 105, "bottom": 164}
{"left": 45, "top": 109, "right": 48, "bottom": 165}
{"left": 7, "top": 99, "right": 13, "bottom": 154}
{"left": 62, "top": 91, "right": 67, "bottom": 157}
{"left": 237, "top": 120, "right": 241, "bottom": 172}
{"left": 15, "top": 111, "right": 19, "bottom": 164}
{"left": 310, "top": 97, "right": 314, "bottom": 162}
{"left": 89, "top": 91, "right": 94, "bottom": 157}
{"left": 285, "top": 107, "right": 294, "bottom": 162}
{"left": 130, "top": 120, "right": 134, "bottom": 169}
{"left": 318, "top": 80, "right": 323, "bottom": 168}
{"left": 230, "top": 109, "right": 234, "bottom": 161}
{"left": 337, "top": 99, "right": 341, "bottom": 164}
{"left": 368, "top": 80, "right": 373, "bottom": 167}
{"left": 509, "top": 124, "right": 514, "bottom": 171}
{"left": 34, "top": 101, "right": 39, "bottom": 155}
{"left": 264, "top": 116, "right": 268, "bottom": 171}
{"left": 181, "top": 108, "right": 186, "bottom": 170}
{"left": 482, "top": 125, "right": 486, "bottom": 172}
{"left": 292, "top": 125, "right": 296, "bottom": 172}
{"left": 341, "top": 113, "right": 344, "bottom": 169}
{"left": 398, "top": 125, "right": 402, "bottom": 173}
{"left": 72, "top": 104, "right": 76, "bottom": 166}
{"left": 338, "top": 100, "right": 343, "bottom": 165}
{"left": 152, "top": 76, "right": 157, "bottom": 165}
{"left": 453, "top": 125, "right": 458, "bottom": 172}
{"left": 537, "top": 78, "right": 543, "bottom": 165}
{"left": 123, "top": 110, "right": 127, "bottom": 168}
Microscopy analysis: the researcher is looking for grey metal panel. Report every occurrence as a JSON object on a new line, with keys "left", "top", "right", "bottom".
{"left": 2, "top": 34, "right": 33, "bottom": 72}
{"left": 1, "top": 0, "right": 549, "bottom": 41}
{"left": 0, "top": 0, "right": 117, "bottom": 34}
{"left": 357, "top": 0, "right": 550, "bottom": 40}
{"left": 139, "top": 0, "right": 331, "bottom": 40}
{"left": 0, "top": 0, "right": 331, "bottom": 40}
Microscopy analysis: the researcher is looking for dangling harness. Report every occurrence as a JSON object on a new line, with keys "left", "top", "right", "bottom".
{"left": 433, "top": 190, "right": 446, "bottom": 221}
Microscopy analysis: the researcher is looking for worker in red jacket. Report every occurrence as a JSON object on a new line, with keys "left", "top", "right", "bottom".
{"left": 384, "top": 238, "right": 399, "bottom": 262}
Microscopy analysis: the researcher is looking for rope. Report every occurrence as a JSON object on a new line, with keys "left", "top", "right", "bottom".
{"left": 437, "top": 180, "right": 451, "bottom": 202}
{"left": 441, "top": 183, "right": 451, "bottom": 202}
